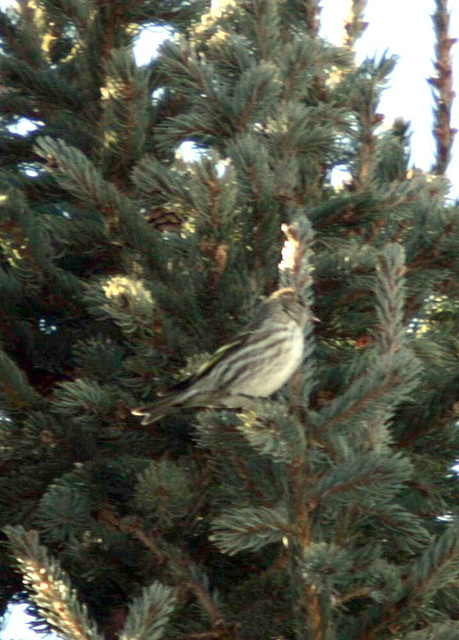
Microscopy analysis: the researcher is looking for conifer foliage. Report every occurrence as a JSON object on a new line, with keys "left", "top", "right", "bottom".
{"left": 0, "top": 1, "right": 458, "bottom": 639}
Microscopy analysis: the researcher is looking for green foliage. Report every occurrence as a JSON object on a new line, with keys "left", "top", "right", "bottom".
{"left": 0, "top": 0, "right": 458, "bottom": 639}
{"left": 405, "top": 623, "right": 459, "bottom": 640}
{"left": 210, "top": 505, "right": 290, "bottom": 555}
{"left": 134, "top": 460, "right": 194, "bottom": 529}
{"left": 4, "top": 526, "right": 103, "bottom": 640}
{"left": 0, "top": 350, "right": 42, "bottom": 409}
{"left": 120, "top": 581, "right": 176, "bottom": 640}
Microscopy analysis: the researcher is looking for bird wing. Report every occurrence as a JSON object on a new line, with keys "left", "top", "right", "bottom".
{"left": 176, "top": 331, "right": 253, "bottom": 390}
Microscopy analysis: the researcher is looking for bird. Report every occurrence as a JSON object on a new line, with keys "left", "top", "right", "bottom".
{"left": 132, "top": 288, "right": 311, "bottom": 425}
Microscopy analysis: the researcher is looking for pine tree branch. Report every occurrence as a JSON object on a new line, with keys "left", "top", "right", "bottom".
{"left": 309, "top": 453, "right": 411, "bottom": 509}
{"left": 289, "top": 461, "right": 326, "bottom": 640}
{"left": 430, "top": 0, "right": 457, "bottom": 176}
{"left": 356, "top": 525, "right": 459, "bottom": 640}
{"left": 306, "top": 587, "right": 324, "bottom": 640}
{"left": 344, "top": 0, "right": 368, "bottom": 49}
{"left": 304, "top": 0, "right": 321, "bottom": 36}
{"left": 0, "top": 349, "right": 43, "bottom": 409}
{"left": 318, "top": 244, "right": 420, "bottom": 438}
{"left": 407, "top": 523, "right": 459, "bottom": 597}
{"left": 115, "top": 514, "right": 226, "bottom": 629}
{"left": 97, "top": 49, "right": 150, "bottom": 186}
{"left": 406, "top": 622, "right": 459, "bottom": 640}
{"left": 121, "top": 581, "right": 176, "bottom": 640}
{"left": 4, "top": 526, "right": 102, "bottom": 640}
{"left": 0, "top": 55, "right": 81, "bottom": 111}
{"left": 323, "top": 372, "right": 401, "bottom": 433}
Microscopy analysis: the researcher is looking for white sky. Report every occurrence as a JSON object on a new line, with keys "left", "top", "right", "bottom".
{"left": 0, "top": 1, "right": 458, "bottom": 639}
{"left": 0, "top": 604, "right": 55, "bottom": 640}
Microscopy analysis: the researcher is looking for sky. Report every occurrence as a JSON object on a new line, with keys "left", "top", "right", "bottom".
{"left": 0, "top": 1, "right": 458, "bottom": 639}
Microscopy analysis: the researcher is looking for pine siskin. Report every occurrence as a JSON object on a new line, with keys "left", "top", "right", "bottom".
{"left": 132, "top": 288, "right": 311, "bottom": 425}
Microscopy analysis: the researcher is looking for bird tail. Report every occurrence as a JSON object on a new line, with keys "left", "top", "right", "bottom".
{"left": 131, "top": 396, "right": 178, "bottom": 425}
{"left": 131, "top": 387, "right": 201, "bottom": 425}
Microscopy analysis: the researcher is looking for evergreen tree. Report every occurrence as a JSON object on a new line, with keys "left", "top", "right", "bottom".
{"left": 0, "top": 1, "right": 458, "bottom": 639}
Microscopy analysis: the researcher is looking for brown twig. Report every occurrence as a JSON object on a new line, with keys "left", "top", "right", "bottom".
{"left": 344, "top": 0, "right": 368, "bottom": 50}
{"left": 305, "top": 0, "right": 322, "bottom": 36}
{"left": 429, "top": 0, "right": 457, "bottom": 176}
